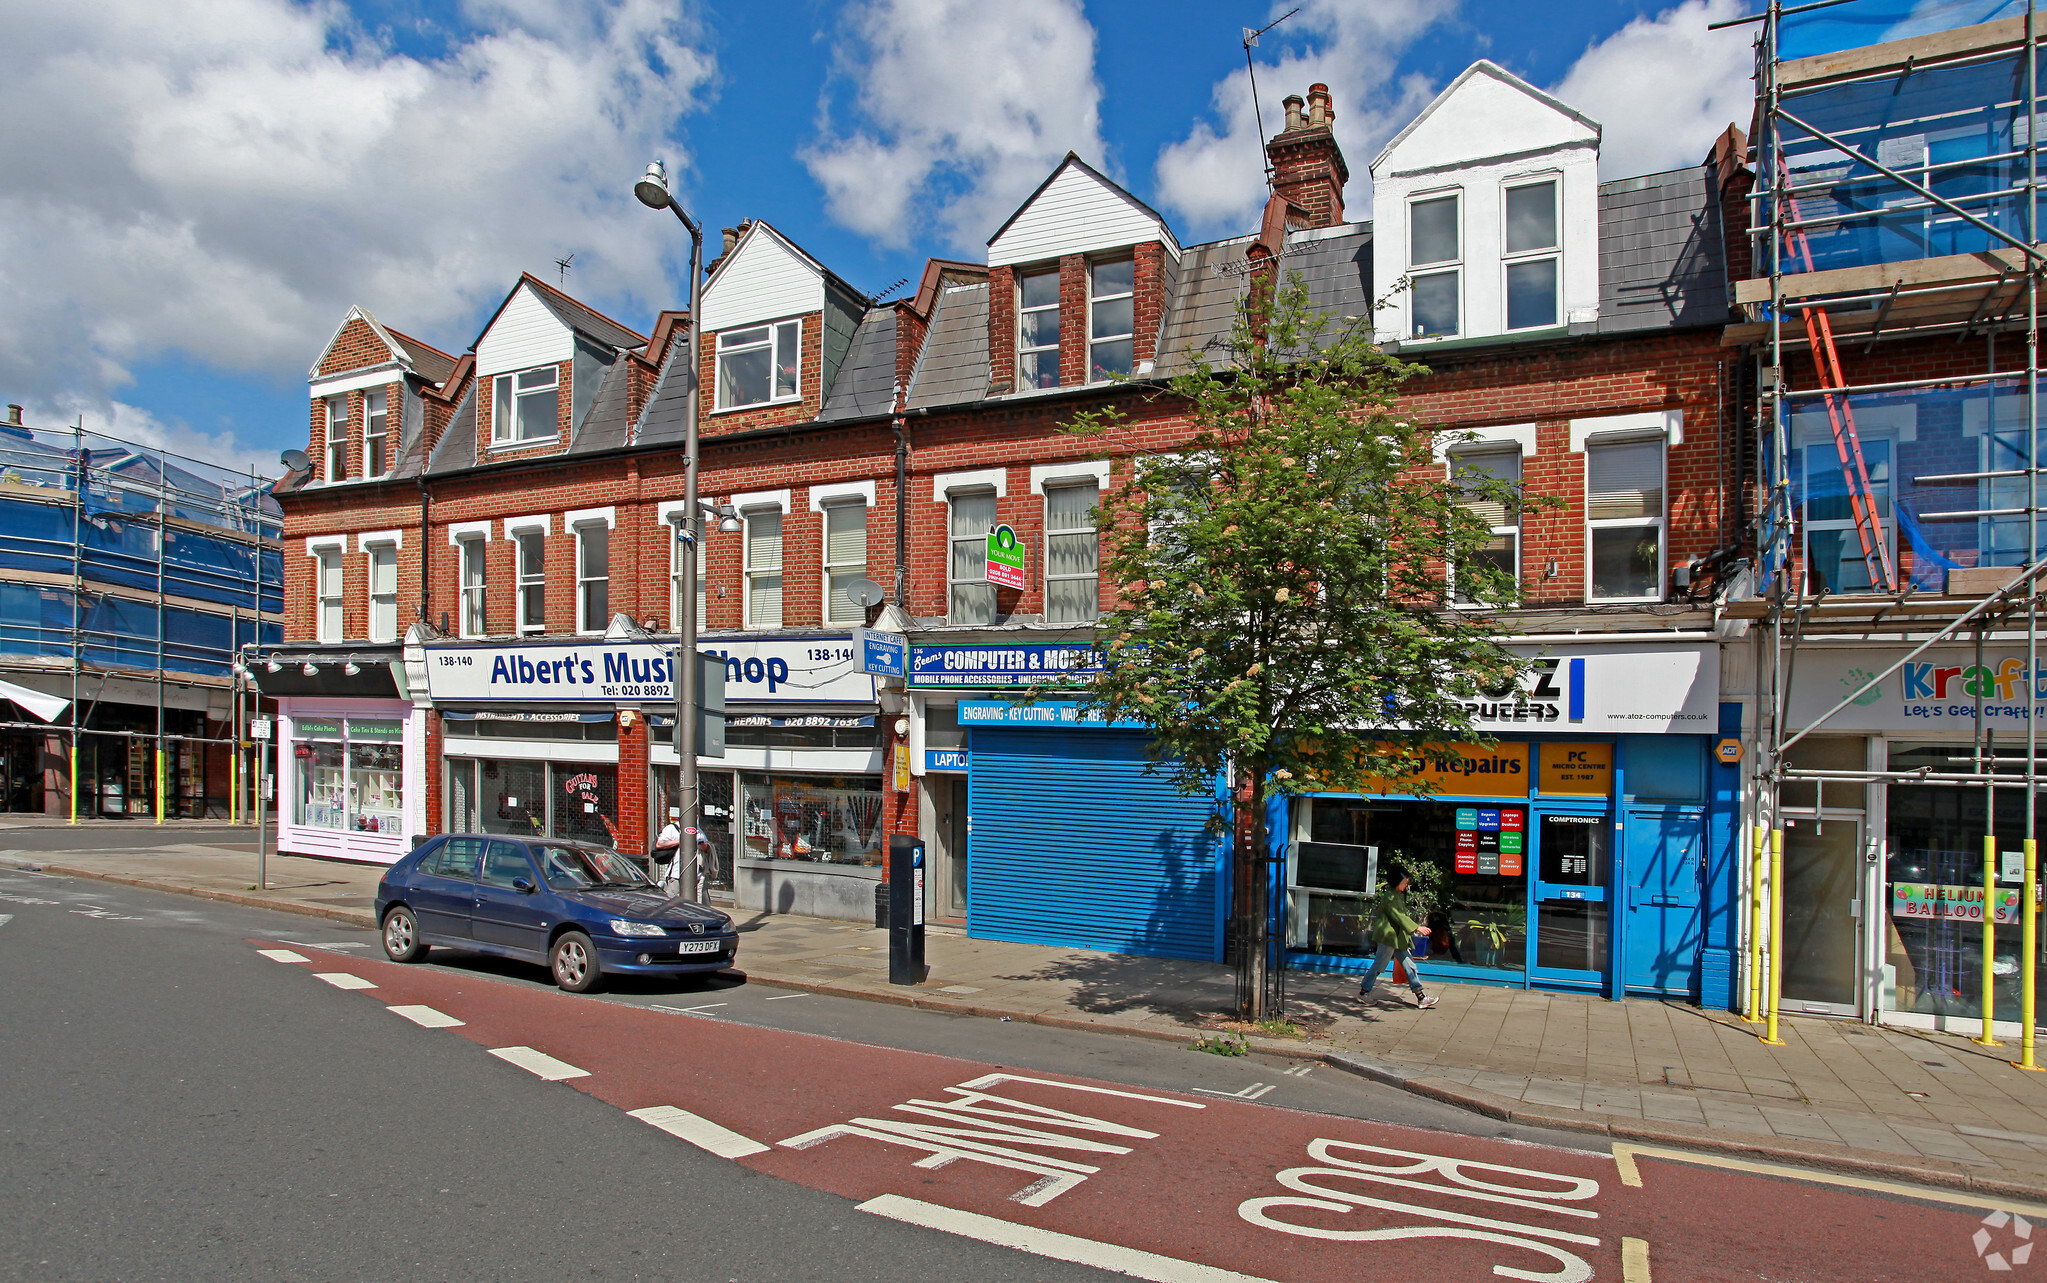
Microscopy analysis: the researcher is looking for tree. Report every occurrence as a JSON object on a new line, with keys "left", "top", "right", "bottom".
{"left": 1059, "top": 276, "right": 1546, "bottom": 1018}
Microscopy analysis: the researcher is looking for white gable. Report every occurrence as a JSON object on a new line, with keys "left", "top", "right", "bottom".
{"left": 700, "top": 225, "right": 825, "bottom": 332}
{"left": 988, "top": 161, "right": 1177, "bottom": 268}
{"left": 1373, "top": 62, "right": 1600, "bottom": 177}
{"left": 477, "top": 282, "right": 573, "bottom": 379}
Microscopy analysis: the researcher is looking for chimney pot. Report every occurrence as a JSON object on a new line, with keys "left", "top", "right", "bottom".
{"left": 1282, "top": 94, "right": 1305, "bottom": 133}
{"left": 1265, "top": 86, "right": 1349, "bottom": 229}
{"left": 721, "top": 226, "right": 741, "bottom": 256}
{"left": 1306, "top": 83, "right": 1332, "bottom": 127}
{"left": 4, "top": 404, "right": 20, "bottom": 426}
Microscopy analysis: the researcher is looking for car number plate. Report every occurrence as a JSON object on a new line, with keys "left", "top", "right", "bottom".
{"left": 677, "top": 939, "right": 720, "bottom": 955}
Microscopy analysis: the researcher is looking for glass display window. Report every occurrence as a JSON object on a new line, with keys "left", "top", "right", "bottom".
{"left": 655, "top": 767, "right": 735, "bottom": 893}
{"left": 290, "top": 715, "right": 406, "bottom": 835}
{"left": 739, "top": 772, "right": 886, "bottom": 865}
{"left": 447, "top": 758, "right": 621, "bottom": 849}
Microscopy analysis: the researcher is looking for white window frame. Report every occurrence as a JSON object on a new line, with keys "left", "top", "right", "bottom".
{"left": 1585, "top": 435, "right": 1667, "bottom": 604}
{"left": 1087, "top": 257, "right": 1134, "bottom": 384}
{"left": 511, "top": 523, "right": 547, "bottom": 635}
{"left": 309, "top": 542, "right": 344, "bottom": 642}
{"left": 1448, "top": 447, "right": 1522, "bottom": 606}
{"left": 1042, "top": 480, "right": 1101, "bottom": 623}
{"left": 947, "top": 489, "right": 999, "bottom": 625}
{"left": 456, "top": 534, "right": 488, "bottom": 638}
{"left": 715, "top": 320, "right": 803, "bottom": 411}
{"left": 743, "top": 507, "right": 784, "bottom": 629}
{"left": 1799, "top": 434, "right": 1896, "bottom": 595}
{"left": 572, "top": 515, "right": 611, "bottom": 635}
{"left": 324, "top": 396, "right": 347, "bottom": 482}
{"left": 821, "top": 500, "right": 870, "bottom": 624}
{"left": 363, "top": 388, "right": 391, "bottom": 478}
{"left": 492, "top": 365, "right": 560, "bottom": 445}
{"left": 1407, "top": 190, "right": 1462, "bottom": 340}
{"left": 1501, "top": 176, "right": 1562, "bottom": 333}
{"left": 1017, "top": 266, "right": 1061, "bottom": 391}
{"left": 669, "top": 520, "right": 705, "bottom": 632}
{"left": 363, "top": 538, "right": 399, "bottom": 643}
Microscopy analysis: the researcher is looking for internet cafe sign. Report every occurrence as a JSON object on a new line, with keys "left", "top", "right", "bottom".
{"left": 1454, "top": 643, "right": 1718, "bottom": 733}
{"left": 1787, "top": 645, "right": 2047, "bottom": 732}
{"left": 422, "top": 637, "right": 876, "bottom": 705}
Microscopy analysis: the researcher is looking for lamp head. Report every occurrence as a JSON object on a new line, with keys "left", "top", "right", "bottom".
{"left": 265, "top": 658, "right": 281, "bottom": 673}
{"left": 634, "top": 160, "right": 672, "bottom": 210}
{"left": 715, "top": 503, "right": 743, "bottom": 534}
{"left": 301, "top": 663, "right": 319, "bottom": 677}
{"left": 343, "top": 661, "right": 361, "bottom": 676}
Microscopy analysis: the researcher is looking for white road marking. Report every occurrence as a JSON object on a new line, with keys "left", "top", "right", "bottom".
{"left": 312, "top": 972, "right": 377, "bottom": 990}
{"left": 764, "top": 993, "right": 810, "bottom": 1000}
{"left": 387, "top": 1004, "right": 464, "bottom": 1028}
{"left": 1610, "top": 1142, "right": 2047, "bottom": 1217}
{"left": 1193, "top": 1083, "right": 1276, "bottom": 1100}
{"left": 860, "top": 1194, "right": 1278, "bottom": 1283}
{"left": 257, "top": 949, "right": 309, "bottom": 963}
{"left": 629, "top": 1105, "right": 771, "bottom": 1158}
{"left": 487, "top": 1046, "right": 590, "bottom": 1081}
{"left": 1281, "top": 1065, "right": 1313, "bottom": 1078}
{"left": 1622, "top": 1237, "right": 1652, "bottom": 1282}
{"left": 281, "top": 940, "right": 371, "bottom": 951}
{"left": 0, "top": 914, "right": 12, "bottom": 928}
{"left": 651, "top": 1003, "right": 728, "bottom": 1015}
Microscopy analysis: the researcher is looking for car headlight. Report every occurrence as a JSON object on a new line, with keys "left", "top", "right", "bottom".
{"left": 609, "top": 919, "right": 667, "bottom": 937}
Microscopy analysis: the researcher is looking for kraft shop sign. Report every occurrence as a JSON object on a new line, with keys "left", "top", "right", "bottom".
{"left": 1788, "top": 647, "right": 2047, "bottom": 732}
{"left": 422, "top": 638, "right": 876, "bottom": 705}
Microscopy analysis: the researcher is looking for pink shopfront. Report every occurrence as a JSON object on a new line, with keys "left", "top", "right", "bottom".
{"left": 275, "top": 698, "right": 427, "bottom": 863}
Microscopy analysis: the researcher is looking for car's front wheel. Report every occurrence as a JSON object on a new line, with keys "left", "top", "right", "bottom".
{"left": 550, "top": 931, "right": 602, "bottom": 993}
{"left": 382, "top": 906, "right": 428, "bottom": 963}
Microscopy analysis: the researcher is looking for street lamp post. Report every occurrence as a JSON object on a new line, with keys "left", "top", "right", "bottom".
{"left": 636, "top": 160, "right": 706, "bottom": 896}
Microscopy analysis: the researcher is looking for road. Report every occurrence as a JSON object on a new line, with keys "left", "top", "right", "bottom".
{"left": 0, "top": 865, "right": 2027, "bottom": 1282}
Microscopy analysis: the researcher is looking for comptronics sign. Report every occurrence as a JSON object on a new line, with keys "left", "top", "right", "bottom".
{"left": 1789, "top": 647, "right": 2047, "bottom": 731}
{"left": 1456, "top": 644, "right": 1718, "bottom": 733}
{"left": 909, "top": 643, "right": 1104, "bottom": 689}
{"left": 423, "top": 638, "right": 876, "bottom": 704}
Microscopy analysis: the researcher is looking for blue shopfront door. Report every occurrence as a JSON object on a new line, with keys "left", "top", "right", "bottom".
{"left": 1623, "top": 808, "right": 1704, "bottom": 995}
{"left": 1529, "top": 809, "right": 1612, "bottom": 988}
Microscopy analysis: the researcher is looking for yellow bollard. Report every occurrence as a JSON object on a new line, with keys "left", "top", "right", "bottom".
{"left": 1762, "top": 829, "right": 1787, "bottom": 1046}
{"left": 1744, "top": 824, "right": 1766, "bottom": 1023}
{"left": 1978, "top": 834, "right": 2004, "bottom": 1047}
{"left": 231, "top": 744, "right": 240, "bottom": 826}
{"left": 2019, "top": 838, "right": 2042, "bottom": 1072}
{"left": 155, "top": 749, "right": 166, "bottom": 825}
{"left": 68, "top": 740, "right": 77, "bottom": 825}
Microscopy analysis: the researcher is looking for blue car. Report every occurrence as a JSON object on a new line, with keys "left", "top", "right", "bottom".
{"left": 375, "top": 834, "right": 737, "bottom": 992}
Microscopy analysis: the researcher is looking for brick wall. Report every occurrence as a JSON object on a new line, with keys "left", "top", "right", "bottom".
{"left": 317, "top": 317, "right": 394, "bottom": 377}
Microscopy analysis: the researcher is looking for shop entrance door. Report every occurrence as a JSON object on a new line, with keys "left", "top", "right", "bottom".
{"left": 1780, "top": 814, "right": 1863, "bottom": 1016}
{"left": 1531, "top": 812, "right": 1611, "bottom": 988}
{"left": 927, "top": 776, "right": 968, "bottom": 925}
{"left": 1622, "top": 808, "right": 1703, "bottom": 995}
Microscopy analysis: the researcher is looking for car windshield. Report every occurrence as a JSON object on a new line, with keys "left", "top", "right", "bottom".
{"left": 537, "top": 844, "right": 654, "bottom": 891}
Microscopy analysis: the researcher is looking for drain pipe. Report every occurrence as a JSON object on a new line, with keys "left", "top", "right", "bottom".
{"left": 417, "top": 475, "right": 431, "bottom": 624}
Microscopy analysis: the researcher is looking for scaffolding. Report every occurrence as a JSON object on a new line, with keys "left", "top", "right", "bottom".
{"left": 0, "top": 415, "right": 282, "bottom": 821}
{"left": 1729, "top": 0, "right": 2047, "bottom": 1062}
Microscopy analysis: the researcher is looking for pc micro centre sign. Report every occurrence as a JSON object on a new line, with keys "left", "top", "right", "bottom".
{"left": 422, "top": 638, "right": 875, "bottom": 705}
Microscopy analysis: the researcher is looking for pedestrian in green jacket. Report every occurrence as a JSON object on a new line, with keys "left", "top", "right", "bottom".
{"left": 1358, "top": 869, "right": 1438, "bottom": 1008}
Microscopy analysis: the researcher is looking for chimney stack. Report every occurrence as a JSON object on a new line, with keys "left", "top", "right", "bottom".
{"left": 1265, "top": 83, "right": 1349, "bottom": 229}
{"left": 721, "top": 226, "right": 742, "bottom": 257}
{"left": 4, "top": 405, "right": 20, "bottom": 426}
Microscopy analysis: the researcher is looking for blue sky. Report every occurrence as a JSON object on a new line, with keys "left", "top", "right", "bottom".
{"left": 4, "top": 0, "right": 1773, "bottom": 473}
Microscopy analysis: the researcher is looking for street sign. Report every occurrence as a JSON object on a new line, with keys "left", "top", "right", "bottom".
{"left": 985, "top": 524, "right": 1026, "bottom": 590}
{"left": 855, "top": 628, "right": 907, "bottom": 678}
{"left": 250, "top": 716, "right": 272, "bottom": 740}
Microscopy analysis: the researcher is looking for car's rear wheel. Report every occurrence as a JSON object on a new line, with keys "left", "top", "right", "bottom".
{"left": 382, "top": 906, "right": 428, "bottom": 963}
{"left": 550, "top": 931, "right": 601, "bottom": 993}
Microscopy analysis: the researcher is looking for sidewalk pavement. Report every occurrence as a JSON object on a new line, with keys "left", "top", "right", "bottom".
{"left": 10, "top": 837, "right": 2047, "bottom": 1200}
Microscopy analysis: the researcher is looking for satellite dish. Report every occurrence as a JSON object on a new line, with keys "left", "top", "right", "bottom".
{"left": 848, "top": 578, "right": 886, "bottom": 608}
{"left": 279, "top": 449, "right": 313, "bottom": 473}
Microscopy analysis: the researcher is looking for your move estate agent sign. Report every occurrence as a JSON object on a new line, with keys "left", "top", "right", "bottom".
{"left": 421, "top": 637, "right": 876, "bottom": 704}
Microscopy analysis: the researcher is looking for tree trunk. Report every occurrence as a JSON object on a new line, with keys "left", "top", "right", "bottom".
{"left": 1238, "top": 763, "right": 1269, "bottom": 1021}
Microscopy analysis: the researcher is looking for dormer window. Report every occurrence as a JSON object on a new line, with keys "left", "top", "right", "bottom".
{"left": 493, "top": 366, "right": 559, "bottom": 444}
{"left": 324, "top": 396, "right": 347, "bottom": 481}
{"left": 1017, "top": 269, "right": 1061, "bottom": 391}
{"left": 1408, "top": 193, "right": 1461, "bottom": 338}
{"left": 717, "top": 321, "right": 801, "bottom": 410}
{"left": 1503, "top": 179, "right": 1560, "bottom": 330}
{"left": 1088, "top": 258, "right": 1134, "bottom": 382}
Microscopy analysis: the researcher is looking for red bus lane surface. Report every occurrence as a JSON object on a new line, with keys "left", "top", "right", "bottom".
{"left": 257, "top": 941, "right": 2007, "bottom": 1282}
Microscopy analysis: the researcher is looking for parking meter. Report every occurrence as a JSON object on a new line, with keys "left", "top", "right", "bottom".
{"left": 888, "top": 834, "right": 925, "bottom": 985}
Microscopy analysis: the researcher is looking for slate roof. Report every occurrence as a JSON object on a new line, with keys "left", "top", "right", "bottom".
{"left": 904, "top": 284, "right": 990, "bottom": 410}
{"left": 631, "top": 337, "right": 693, "bottom": 448}
{"left": 386, "top": 327, "right": 458, "bottom": 386}
{"left": 425, "top": 385, "right": 477, "bottom": 474}
{"left": 818, "top": 309, "right": 898, "bottom": 422}
{"left": 570, "top": 359, "right": 635, "bottom": 453}
{"left": 1595, "top": 164, "right": 1733, "bottom": 334}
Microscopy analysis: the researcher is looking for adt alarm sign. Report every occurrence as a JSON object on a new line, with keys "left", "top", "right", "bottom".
{"left": 855, "top": 628, "right": 906, "bottom": 678}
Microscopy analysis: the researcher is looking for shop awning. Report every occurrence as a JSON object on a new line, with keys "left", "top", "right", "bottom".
{"left": 0, "top": 677, "right": 69, "bottom": 723}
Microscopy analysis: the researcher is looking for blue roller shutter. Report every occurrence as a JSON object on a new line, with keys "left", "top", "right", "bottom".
{"left": 968, "top": 728, "right": 1223, "bottom": 961}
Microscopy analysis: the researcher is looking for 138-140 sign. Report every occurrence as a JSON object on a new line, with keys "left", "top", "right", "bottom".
{"left": 986, "top": 524, "right": 1026, "bottom": 590}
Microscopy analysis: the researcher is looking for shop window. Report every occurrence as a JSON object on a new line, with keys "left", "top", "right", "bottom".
{"left": 447, "top": 758, "right": 619, "bottom": 847}
{"left": 1587, "top": 438, "right": 1664, "bottom": 601}
{"left": 1088, "top": 258, "right": 1134, "bottom": 381}
{"left": 366, "top": 542, "right": 398, "bottom": 643}
{"left": 1408, "top": 193, "right": 1460, "bottom": 338}
{"left": 1502, "top": 179, "right": 1560, "bottom": 331}
{"left": 1017, "top": 267, "right": 1061, "bottom": 391}
{"left": 575, "top": 523, "right": 608, "bottom": 634}
{"left": 458, "top": 536, "right": 487, "bottom": 638}
{"left": 324, "top": 396, "right": 347, "bottom": 481}
{"left": 716, "top": 321, "right": 801, "bottom": 410}
{"left": 949, "top": 491, "right": 998, "bottom": 624}
{"left": 493, "top": 366, "right": 559, "bottom": 444}
{"left": 823, "top": 501, "right": 868, "bottom": 624}
{"left": 1044, "top": 481, "right": 1099, "bottom": 622}
{"left": 1624, "top": 737, "right": 1702, "bottom": 802}
{"left": 515, "top": 529, "right": 545, "bottom": 635}
{"left": 364, "top": 389, "right": 390, "bottom": 478}
{"left": 744, "top": 509, "right": 783, "bottom": 628}
{"left": 739, "top": 773, "right": 886, "bottom": 865}
{"left": 656, "top": 766, "right": 735, "bottom": 895}
{"left": 1450, "top": 448, "right": 1520, "bottom": 603}
{"left": 292, "top": 716, "right": 403, "bottom": 834}
{"left": 314, "top": 547, "right": 343, "bottom": 642}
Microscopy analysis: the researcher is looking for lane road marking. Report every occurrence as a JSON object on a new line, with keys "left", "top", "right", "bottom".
{"left": 387, "top": 1004, "right": 464, "bottom": 1028}
{"left": 313, "top": 972, "right": 377, "bottom": 990}
{"left": 257, "top": 949, "right": 309, "bottom": 963}
{"left": 488, "top": 1046, "right": 590, "bottom": 1081}
{"left": 1622, "top": 1237, "right": 1652, "bottom": 1283}
{"left": 629, "top": 1105, "right": 771, "bottom": 1158}
{"left": 859, "top": 1194, "right": 1280, "bottom": 1283}
{"left": 1193, "top": 1083, "right": 1275, "bottom": 1100}
{"left": 1612, "top": 1142, "right": 2047, "bottom": 1217}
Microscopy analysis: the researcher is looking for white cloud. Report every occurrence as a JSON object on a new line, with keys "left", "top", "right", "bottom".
{"left": 1549, "top": 0, "right": 1755, "bottom": 180}
{"left": 0, "top": 0, "right": 713, "bottom": 466}
{"left": 1153, "top": 0, "right": 1458, "bottom": 237}
{"left": 803, "top": 0, "right": 1105, "bottom": 252}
